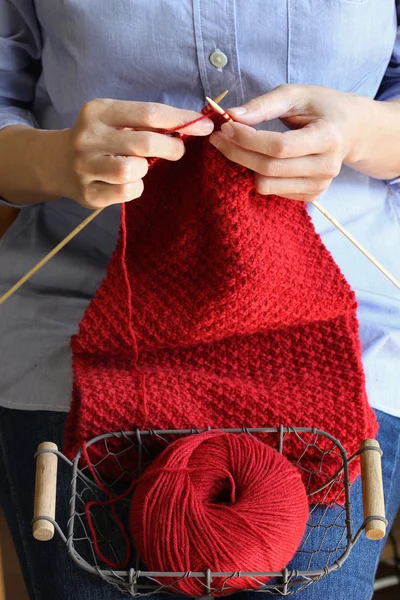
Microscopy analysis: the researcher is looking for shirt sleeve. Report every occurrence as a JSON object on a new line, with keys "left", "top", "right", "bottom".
{"left": 0, "top": 1, "right": 42, "bottom": 206}
{"left": 376, "top": 2, "right": 400, "bottom": 102}
{"left": 0, "top": 0, "right": 42, "bottom": 133}
{"left": 375, "top": 2, "right": 400, "bottom": 190}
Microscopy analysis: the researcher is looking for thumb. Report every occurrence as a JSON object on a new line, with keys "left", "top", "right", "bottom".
{"left": 227, "top": 84, "right": 306, "bottom": 126}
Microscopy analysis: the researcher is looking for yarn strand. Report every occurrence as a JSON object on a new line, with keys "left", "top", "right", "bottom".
{"left": 82, "top": 443, "right": 139, "bottom": 569}
{"left": 116, "top": 103, "right": 227, "bottom": 430}
{"left": 120, "top": 203, "right": 149, "bottom": 425}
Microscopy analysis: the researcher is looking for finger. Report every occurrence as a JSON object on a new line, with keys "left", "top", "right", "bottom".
{"left": 210, "top": 131, "right": 273, "bottom": 174}
{"left": 83, "top": 156, "right": 149, "bottom": 184}
{"left": 254, "top": 173, "right": 330, "bottom": 198}
{"left": 227, "top": 84, "right": 312, "bottom": 125}
{"left": 219, "top": 121, "right": 337, "bottom": 158}
{"left": 82, "top": 180, "right": 144, "bottom": 208}
{"left": 282, "top": 193, "right": 321, "bottom": 202}
{"left": 99, "top": 99, "right": 214, "bottom": 135}
{"left": 99, "top": 130, "right": 186, "bottom": 160}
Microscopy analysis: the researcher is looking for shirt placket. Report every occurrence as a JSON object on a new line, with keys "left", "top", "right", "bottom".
{"left": 193, "top": 0, "right": 244, "bottom": 108}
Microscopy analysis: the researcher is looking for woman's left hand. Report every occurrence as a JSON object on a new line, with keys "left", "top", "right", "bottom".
{"left": 209, "top": 84, "right": 374, "bottom": 202}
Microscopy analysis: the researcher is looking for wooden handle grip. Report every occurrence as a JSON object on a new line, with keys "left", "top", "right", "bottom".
{"left": 360, "top": 439, "right": 386, "bottom": 540}
{"left": 33, "top": 442, "right": 58, "bottom": 541}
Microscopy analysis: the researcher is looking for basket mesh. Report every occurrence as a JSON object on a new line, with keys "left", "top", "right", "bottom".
{"left": 66, "top": 427, "right": 356, "bottom": 596}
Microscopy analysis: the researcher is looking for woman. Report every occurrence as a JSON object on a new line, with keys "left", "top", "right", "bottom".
{"left": 0, "top": 1, "right": 399, "bottom": 599}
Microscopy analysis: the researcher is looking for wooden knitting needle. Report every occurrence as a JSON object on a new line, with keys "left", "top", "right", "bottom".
{"left": 0, "top": 207, "right": 103, "bottom": 304}
{"left": 312, "top": 201, "right": 400, "bottom": 290}
{"left": 0, "top": 93, "right": 230, "bottom": 305}
{"left": 206, "top": 96, "right": 400, "bottom": 291}
{"left": 210, "top": 90, "right": 229, "bottom": 105}
{"left": 206, "top": 96, "right": 231, "bottom": 119}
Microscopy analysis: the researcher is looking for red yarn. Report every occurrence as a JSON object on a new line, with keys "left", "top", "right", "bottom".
{"left": 120, "top": 204, "right": 149, "bottom": 424}
{"left": 82, "top": 443, "right": 138, "bottom": 569}
{"left": 160, "top": 108, "right": 214, "bottom": 135}
{"left": 130, "top": 431, "right": 309, "bottom": 596}
{"left": 65, "top": 113, "right": 378, "bottom": 503}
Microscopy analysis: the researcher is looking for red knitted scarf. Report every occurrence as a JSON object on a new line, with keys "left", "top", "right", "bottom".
{"left": 64, "top": 127, "right": 377, "bottom": 501}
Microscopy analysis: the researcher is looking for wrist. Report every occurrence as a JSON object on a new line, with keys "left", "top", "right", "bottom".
{"left": 33, "top": 128, "right": 72, "bottom": 198}
{"left": 343, "top": 94, "right": 376, "bottom": 166}
{"left": 343, "top": 95, "right": 400, "bottom": 179}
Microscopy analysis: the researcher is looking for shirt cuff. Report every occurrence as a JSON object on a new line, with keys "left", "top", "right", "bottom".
{"left": 374, "top": 91, "right": 400, "bottom": 189}
{"left": 0, "top": 105, "right": 38, "bottom": 132}
{"left": 375, "top": 68, "right": 400, "bottom": 102}
{"left": 387, "top": 176, "right": 400, "bottom": 193}
{"left": 0, "top": 197, "right": 26, "bottom": 208}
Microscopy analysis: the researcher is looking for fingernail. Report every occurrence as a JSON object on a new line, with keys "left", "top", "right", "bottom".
{"left": 200, "top": 119, "right": 214, "bottom": 133}
{"left": 221, "top": 123, "right": 234, "bottom": 138}
{"left": 229, "top": 107, "right": 246, "bottom": 116}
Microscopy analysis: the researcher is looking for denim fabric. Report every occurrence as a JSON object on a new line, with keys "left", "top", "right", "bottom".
{"left": 0, "top": 407, "right": 399, "bottom": 600}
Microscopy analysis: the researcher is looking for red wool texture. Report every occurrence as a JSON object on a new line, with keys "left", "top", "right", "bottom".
{"left": 65, "top": 129, "right": 377, "bottom": 502}
{"left": 130, "top": 431, "right": 309, "bottom": 596}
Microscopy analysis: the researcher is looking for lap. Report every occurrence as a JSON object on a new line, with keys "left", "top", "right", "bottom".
{"left": 244, "top": 409, "right": 400, "bottom": 600}
{"left": 0, "top": 407, "right": 132, "bottom": 599}
{"left": 0, "top": 407, "right": 399, "bottom": 600}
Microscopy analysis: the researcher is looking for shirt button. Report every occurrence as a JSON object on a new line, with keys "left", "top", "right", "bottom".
{"left": 209, "top": 50, "right": 228, "bottom": 69}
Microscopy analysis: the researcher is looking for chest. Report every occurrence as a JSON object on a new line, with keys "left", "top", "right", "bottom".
{"left": 32, "top": 1, "right": 397, "bottom": 108}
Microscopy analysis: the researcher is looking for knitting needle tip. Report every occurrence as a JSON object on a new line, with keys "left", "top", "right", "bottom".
{"left": 205, "top": 96, "right": 231, "bottom": 120}
{"left": 213, "top": 90, "right": 229, "bottom": 104}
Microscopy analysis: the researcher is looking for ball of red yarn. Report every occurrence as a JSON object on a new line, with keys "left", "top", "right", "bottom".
{"left": 130, "top": 432, "right": 309, "bottom": 596}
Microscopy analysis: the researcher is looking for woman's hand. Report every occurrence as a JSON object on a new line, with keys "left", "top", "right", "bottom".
{"left": 57, "top": 99, "right": 214, "bottom": 208}
{"left": 0, "top": 99, "right": 213, "bottom": 207}
{"left": 209, "top": 84, "right": 400, "bottom": 202}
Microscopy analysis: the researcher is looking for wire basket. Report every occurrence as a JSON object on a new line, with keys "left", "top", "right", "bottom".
{"left": 32, "top": 426, "right": 387, "bottom": 597}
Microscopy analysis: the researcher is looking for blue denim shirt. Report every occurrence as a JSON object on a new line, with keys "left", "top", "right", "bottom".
{"left": 0, "top": 0, "right": 399, "bottom": 416}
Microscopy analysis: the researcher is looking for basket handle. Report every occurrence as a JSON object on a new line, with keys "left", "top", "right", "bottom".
{"left": 33, "top": 442, "right": 58, "bottom": 541}
{"left": 360, "top": 439, "right": 386, "bottom": 540}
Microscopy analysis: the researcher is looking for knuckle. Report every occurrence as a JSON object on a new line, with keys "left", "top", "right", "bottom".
{"left": 324, "top": 158, "right": 341, "bottom": 178}
{"left": 169, "top": 139, "right": 185, "bottom": 160}
{"left": 255, "top": 176, "right": 269, "bottom": 196}
{"left": 276, "top": 83, "right": 298, "bottom": 105}
{"left": 323, "top": 122, "right": 341, "bottom": 149}
{"left": 79, "top": 101, "right": 93, "bottom": 121}
{"left": 80, "top": 99, "right": 102, "bottom": 121}
{"left": 115, "top": 184, "right": 130, "bottom": 202}
{"left": 275, "top": 83, "right": 291, "bottom": 95}
{"left": 119, "top": 181, "right": 144, "bottom": 202}
{"left": 132, "top": 179, "right": 145, "bottom": 199}
{"left": 72, "top": 154, "right": 85, "bottom": 176}
{"left": 138, "top": 158, "right": 149, "bottom": 178}
{"left": 134, "top": 132, "right": 154, "bottom": 156}
{"left": 72, "top": 129, "right": 90, "bottom": 154}
{"left": 260, "top": 159, "right": 278, "bottom": 177}
{"left": 305, "top": 178, "right": 320, "bottom": 194}
{"left": 250, "top": 96, "right": 267, "bottom": 113}
{"left": 314, "top": 178, "right": 330, "bottom": 193}
{"left": 271, "top": 138, "right": 289, "bottom": 159}
{"left": 321, "top": 179, "right": 331, "bottom": 191}
{"left": 81, "top": 186, "right": 98, "bottom": 208}
{"left": 137, "top": 103, "right": 159, "bottom": 127}
{"left": 113, "top": 159, "right": 131, "bottom": 182}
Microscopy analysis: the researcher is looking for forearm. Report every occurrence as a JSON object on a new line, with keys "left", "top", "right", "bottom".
{"left": 0, "top": 125, "right": 68, "bottom": 205}
{"left": 347, "top": 97, "right": 400, "bottom": 180}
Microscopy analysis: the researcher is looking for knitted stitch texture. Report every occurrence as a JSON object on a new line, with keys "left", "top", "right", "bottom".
{"left": 65, "top": 135, "right": 378, "bottom": 502}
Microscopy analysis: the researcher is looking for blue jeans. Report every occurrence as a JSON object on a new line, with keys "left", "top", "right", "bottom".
{"left": 0, "top": 407, "right": 399, "bottom": 600}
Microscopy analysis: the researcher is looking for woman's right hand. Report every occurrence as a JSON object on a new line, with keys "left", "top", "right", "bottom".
{"left": 45, "top": 99, "right": 214, "bottom": 209}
